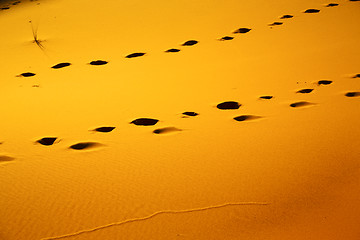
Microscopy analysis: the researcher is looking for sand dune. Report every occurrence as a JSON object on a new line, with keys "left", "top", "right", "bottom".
{"left": 0, "top": 0, "right": 359, "bottom": 239}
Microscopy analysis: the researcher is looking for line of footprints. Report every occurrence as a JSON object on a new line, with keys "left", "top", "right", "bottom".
{"left": 1, "top": 1, "right": 359, "bottom": 160}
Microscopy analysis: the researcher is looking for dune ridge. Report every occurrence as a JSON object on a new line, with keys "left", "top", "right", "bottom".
{"left": 6, "top": 0, "right": 357, "bottom": 130}
{"left": 40, "top": 202, "right": 269, "bottom": 240}
{"left": 0, "top": 1, "right": 359, "bottom": 239}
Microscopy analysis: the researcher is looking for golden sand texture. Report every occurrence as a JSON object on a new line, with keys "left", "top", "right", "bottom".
{"left": 0, "top": 0, "right": 359, "bottom": 239}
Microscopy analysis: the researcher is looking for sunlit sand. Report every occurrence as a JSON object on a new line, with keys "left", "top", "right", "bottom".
{"left": 0, "top": 0, "right": 359, "bottom": 239}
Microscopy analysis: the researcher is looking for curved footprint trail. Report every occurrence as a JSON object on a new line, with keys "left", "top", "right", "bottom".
{"left": 16, "top": 1, "right": 345, "bottom": 74}
{"left": 41, "top": 202, "right": 269, "bottom": 240}
{"left": 1, "top": 2, "right": 359, "bottom": 240}
{"left": 8, "top": 0, "right": 360, "bottom": 149}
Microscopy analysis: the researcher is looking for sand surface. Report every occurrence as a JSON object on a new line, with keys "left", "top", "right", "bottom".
{"left": 0, "top": 0, "right": 359, "bottom": 239}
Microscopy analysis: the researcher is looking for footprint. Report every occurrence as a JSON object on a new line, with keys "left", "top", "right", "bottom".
{"left": 217, "top": 101, "right": 241, "bottom": 110}
{"left": 259, "top": 96, "right": 273, "bottom": 100}
{"left": 17, "top": 72, "right": 36, "bottom": 77}
{"left": 0, "top": 155, "right": 15, "bottom": 163}
{"left": 36, "top": 137, "right": 57, "bottom": 146}
{"left": 345, "top": 92, "right": 360, "bottom": 97}
{"left": 69, "top": 142, "right": 101, "bottom": 150}
{"left": 51, "top": 62, "right": 71, "bottom": 69}
{"left": 165, "top": 48, "right": 181, "bottom": 53}
{"left": 182, "top": 111, "right": 199, "bottom": 116}
{"left": 12, "top": 1, "right": 21, "bottom": 5}
{"left": 304, "top": 9, "right": 320, "bottom": 13}
{"left": 233, "top": 115, "right": 261, "bottom": 122}
{"left": 125, "top": 52, "right": 146, "bottom": 58}
{"left": 92, "top": 127, "right": 115, "bottom": 133}
{"left": 233, "top": 28, "right": 251, "bottom": 34}
{"left": 153, "top": 127, "right": 182, "bottom": 134}
{"left": 89, "top": 60, "right": 108, "bottom": 65}
{"left": 326, "top": 3, "right": 339, "bottom": 7}
{"left": 269, "top": 22, "right": 283, "bottom": 26}
{"left": 131, "top": 118, "right": 159, "bottom": 126}
{"left": 349, "top": 0, "right": 360, "bottom": 2}
{"left": 352, "top": 74, "right": 360, "bottom": 78}
{"left": 296, "top": 89, "right": 314, "bottom": 94}
{"left": 219, "top": 36, "right": 234, "bottom": 41}
{"left": 290, "top": 101, "right": 313, "bottom": 108}
{"left": 1, "top": 7, "right": 10, "bottom": 10}
{"left": 317, "top": 80, "right": 332, "bottom": 85}
{"left": 280, "top": 14, "right": 293, "bottom": 19}
{"left": 182, "top": 40, "right": 198, "bottom": 46}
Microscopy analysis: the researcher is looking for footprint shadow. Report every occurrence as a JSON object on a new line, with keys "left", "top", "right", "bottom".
{"left": 69, "top": 142, "right": 102, "bottom": 150}
{"left": 153, "top": 127, "right": 182, "bottom": 134}
{"left": 290, "top": 101, "right": 314, "bottom": 108}
{"left": 217, "top": 101, "right": 241, "bottom": 110}
{"left": 233, "top": 115, "right": 262, "bottom": 122}
{"left": 0, "top": 155, "right": 15, "bottom": 163}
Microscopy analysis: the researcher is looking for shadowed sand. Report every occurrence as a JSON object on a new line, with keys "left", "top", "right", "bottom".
{"left": 131, "top": 118, "right": 159, "bottom": 126}
{"left": 317, "top": 80, "right": 332, "bottom": 85}
{"left": 92, "top": 127, "right": 115, "bottom": 133}
{"left": 36, "top": 137, "right": 57, "bottom": 146}
{"left": 17, "top": 72, "right": 35, "bottom": 77}
{"left": 290, "top": 101, "right": 314, "bottom": 108}
{"left": 217, "top": 101, "right": 241, "bottom": 110}
{"left": 296, "top": 89, "right": 314, "bottom": 94}
{"left": 233, "top": 27, "right": 251, "bottom": 34}
{"left": 304, "top": 9, "right": 320, "bottom": 13}
{"left": 326, "top": 3, "right": 339, "bottom": 7}
{"left": 165, "top": 48, "right": 180, "bottom": 53}
{"left": 280, "top": 14, "right": 293, "bottom": 19}
{"left": 0, "top": 155, "right": 15, "bottom": 163}
{"left": 125, "top": 52, "right": 146, "bottom": 58}
{"left": 182, "top": 111, "right": 199, "bottom": 116}
{"left": 219, "top": 36, "right": 234, "bottom": 41}
{"left": 182, "top": 40, "right": 198, "bottom": 46}
{"left": 69, "top": 142, "right": 101, "bottom": 150}
{"left": 345, "top": 91, "right": 360, "bottom": 97}
{"left": 51, "top": 63, "right": 71, "bottom": 69}
{"left": 89, "top": 60, "right": 108, "bottom": 65}
{"left": 269, "top": 22, "right": 283, "bottom": 26}
{"left": 153, "top": 127, "right": 182, "bottom": 134}
{"left": 233, "top": 115, "right": 262, "bottom": 122}
{"left": 259, "top": 96, "right": 273, "bottom": 99}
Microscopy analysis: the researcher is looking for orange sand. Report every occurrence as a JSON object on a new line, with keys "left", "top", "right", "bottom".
{"left": 0, "top": 0, "right": 359, "bottom": 239}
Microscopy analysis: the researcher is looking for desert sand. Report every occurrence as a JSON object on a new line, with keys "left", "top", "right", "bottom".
{"left": 0, "top": 0, "right": 359, "bottom": 239}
